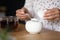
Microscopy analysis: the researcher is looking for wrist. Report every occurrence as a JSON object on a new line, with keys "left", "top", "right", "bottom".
{"left": 22, "top": 7, "right": 29, "bottom": 13}
{"left": 25, "top": 14, "right": 32, "bottom": 21}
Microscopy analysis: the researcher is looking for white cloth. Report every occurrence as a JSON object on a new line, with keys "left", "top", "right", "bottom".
{"left": 24, "top": 0, "right": 60, "bottom": 32}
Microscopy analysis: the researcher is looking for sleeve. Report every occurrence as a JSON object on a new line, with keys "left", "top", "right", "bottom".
{"left": 24, "top": 0, "right": 35, "bottom": 18}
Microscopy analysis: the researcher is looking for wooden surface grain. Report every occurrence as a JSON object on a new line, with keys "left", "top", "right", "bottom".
{"left": 10, "top": 24, "right": 60, "bottom": 40}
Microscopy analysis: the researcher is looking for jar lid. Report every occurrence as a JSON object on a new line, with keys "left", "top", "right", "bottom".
{"left": 31, "top": 18, "right": 39, "bottom": 22}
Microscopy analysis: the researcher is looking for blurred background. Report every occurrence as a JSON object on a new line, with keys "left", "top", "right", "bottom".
{"left": 0, "top": 0, "right": 25, "bottom": 24}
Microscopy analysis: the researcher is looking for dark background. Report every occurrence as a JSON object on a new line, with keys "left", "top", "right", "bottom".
{"left": 0, "top": 0, "right": 25, "bottom": 24}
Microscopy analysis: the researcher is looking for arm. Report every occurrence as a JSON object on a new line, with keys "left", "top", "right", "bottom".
{"left": 16, "top": 0, "right": 35, "bottom": 21}
{"left": 24, "top": 0, "right": 35, "bottom": 18}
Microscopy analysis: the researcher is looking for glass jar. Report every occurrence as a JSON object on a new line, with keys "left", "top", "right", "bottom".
{"left": 0, "top": 16, "right": 19, "bottom": 32}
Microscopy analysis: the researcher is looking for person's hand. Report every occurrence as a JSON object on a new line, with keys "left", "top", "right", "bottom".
{"left": 44, "top": 8, "right": 60, "bottom": 21}
{"left": 16, "top": 8, "right": 31, "bottom": 21}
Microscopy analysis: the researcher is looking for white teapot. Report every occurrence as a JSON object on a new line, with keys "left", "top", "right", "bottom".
{"left": 25, "top": 18, "right": 43, "bottom": 34}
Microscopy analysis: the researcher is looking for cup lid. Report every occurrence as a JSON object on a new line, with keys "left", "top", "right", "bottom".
{"left": 31, "top": 18, "right": 39, "bottom": 22}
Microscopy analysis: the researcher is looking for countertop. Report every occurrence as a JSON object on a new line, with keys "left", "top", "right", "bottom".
{"left": 10, "top": 24, "right": 60, "bottom": 40}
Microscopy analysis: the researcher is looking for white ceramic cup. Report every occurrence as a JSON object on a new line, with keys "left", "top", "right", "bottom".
{"left": 25, "top": 18, "right": 43, "bottom": 34}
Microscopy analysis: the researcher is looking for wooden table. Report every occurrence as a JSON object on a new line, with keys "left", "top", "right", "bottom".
{"left": 10, "top": 24, "right": 60, "bottom": 40}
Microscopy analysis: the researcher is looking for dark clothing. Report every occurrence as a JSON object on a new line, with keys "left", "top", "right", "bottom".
{"left": 0, "top": 0, "right": 25, "bottom": 24}
{"left": 0, "top": 0, "right": 6, "bottom": 6}
{"left": 0, "top": 0, "right": 25, "bottom": 16}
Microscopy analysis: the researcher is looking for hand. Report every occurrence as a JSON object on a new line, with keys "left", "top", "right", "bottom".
{"left": 44, "top": 8, "right": 60, "bottom": 21}
{"left": 16, "top": 7, "right": 31, "bottom": 21}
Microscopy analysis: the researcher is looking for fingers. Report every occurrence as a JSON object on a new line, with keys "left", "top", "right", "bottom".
{"left": 16, "top": 9, "right": 25, "bottom": 14}
{"left": 44, "top": 14, "right": 59, "bottom": 20}
{"left": 44, "top": 12, "right": 59, "bottom": 17}
{"left": 44, "top": 8, "right": 60, "bottom": 20}
{"left": 16, "top": 12, "right": 30, "bottom": 20}
{"left": 45, "top": 9, "right": 59, "bottom": 16}
{"left": 54, "top": 17, "right": 60, "bottom": 21}
{"left": 16, "top": 13, "right": 25, "bottom": 19}
{"left": 16, "top": 15, "right": 26, "bottom": 20}
{"left": 19, "top": 14, "right": 30, "bottom": 20}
